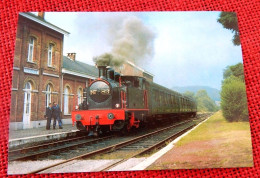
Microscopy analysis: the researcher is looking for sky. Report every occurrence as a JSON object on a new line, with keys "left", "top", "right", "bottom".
{"left": 35, "top": 12, "right": 244, "bottom": 90}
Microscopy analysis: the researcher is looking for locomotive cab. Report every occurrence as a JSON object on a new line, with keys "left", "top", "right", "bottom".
{"left": 121, "top": 76, "right": 149, "bottom": 122}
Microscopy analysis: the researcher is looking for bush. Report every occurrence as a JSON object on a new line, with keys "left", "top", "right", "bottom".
{"left": 221, "top": 77, "right": 249, "bottom": 122}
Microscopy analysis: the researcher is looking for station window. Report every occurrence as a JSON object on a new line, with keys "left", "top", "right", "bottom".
{"left": 48, "top": 44, "right": 54, "bottom": 66}
{"left": 27, "top": 37, "right": 35, "bottom": 62}
{"left": 77, "top": 88, "right": 83, "bottom": 105}
{"left": 45, "top": 84, "right": 52, "bottom": 108}
{"left": 64, "top": 86, "right": 70, "bottom": 114}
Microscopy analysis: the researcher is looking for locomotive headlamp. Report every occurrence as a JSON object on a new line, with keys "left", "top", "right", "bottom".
{"left": 107, "top": 113, "right": 114, "bottom": 120}
{"left": 75, "top": 114, "right": 82, "bottom": 121}
{"left": 115, "top": 104, "right": 120, "bottom": 108}
{"left": 75, "top": 105, "right": 79, "bottom": 110}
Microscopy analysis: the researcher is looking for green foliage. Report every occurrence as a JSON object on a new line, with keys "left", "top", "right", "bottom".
{"left": 230, "top": 63, "right": 244, "bottom": 80}
{"left": 223, "top": 63, "right": 245, "bottom": 81}
{"left": 195, "top": 90, "right": 218, "bottom": 112}
{"left": 183, "top": 91, "right": 195, "bottom": 98}
{"left": 217, "top": 12, "right": 240, "bottom": 46}
{"left": 221, "top": 77, "right": 248, "bottom": 122}
{"left": 223, "top": 66, "right": 232, "bottom": 79}
{"left": 221, "top": 63, "right": 248, "bottom": 122}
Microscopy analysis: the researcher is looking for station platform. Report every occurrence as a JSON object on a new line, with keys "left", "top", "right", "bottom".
{"left": 8, "top": 124, "right": 78, "bottom": 149}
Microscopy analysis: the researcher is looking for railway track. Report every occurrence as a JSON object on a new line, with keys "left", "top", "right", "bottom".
{"left": 9, "top": 134, "right": 115, "bottom": 161}
{"left": 100, "top": 123, "right": 195, "bottom": 171}
{"left": 25, "top": 114, "right": 210, "bottom": 173}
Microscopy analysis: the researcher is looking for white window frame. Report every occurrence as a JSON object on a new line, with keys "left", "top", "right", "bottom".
{"left": 64, "top": 87, "right": 69, "bottom": 114}
{"left": 48, "top": 44, "right": 53, "bottom": 66}
{"left": 27, "top": 37, "right": 34, "bottom": 62}
{"left": 77, "top": 88, "right": 83, "bottom": 105}
{"left": 45, "top": 84, "right": 52, "bottom": 108}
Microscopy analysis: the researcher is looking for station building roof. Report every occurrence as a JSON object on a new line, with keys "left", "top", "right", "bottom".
{"left": 19, "top": 12, "right": 70, "bottom": 36}
{"left": 62, "top": 56, "right": 98, "bottom": 79}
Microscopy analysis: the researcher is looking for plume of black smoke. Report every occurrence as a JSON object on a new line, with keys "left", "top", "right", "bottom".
{"left": 93, "top": 53, "right": 125, "bottom": 67}
{"left": 94, "top": 16, "right": 156, "bottom": 67}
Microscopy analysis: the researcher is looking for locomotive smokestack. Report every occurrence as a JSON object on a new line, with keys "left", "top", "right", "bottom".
{"left": 98, "top": 66, "right": 108, "bottom": 79}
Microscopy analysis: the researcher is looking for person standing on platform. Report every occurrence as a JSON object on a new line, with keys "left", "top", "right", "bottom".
{"left": 52, "top": 101, "right": 63, "bottom": 129}
{"left": 44, "top": 103, "right": 52, "bottom": 130}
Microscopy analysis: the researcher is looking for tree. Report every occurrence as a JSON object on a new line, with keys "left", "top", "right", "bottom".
{"left": 195, "top": 90, "right": 218, "bottom": 112}
{"left": 223, "top": 63, "right": 245, "bottom": 81}
{"left": 217, "top": 12, "right": 240, "bottom": 46}
{"left": 183, "top": 91, "right": 195, "bottom": 99}
{"left": 220, "top": 76, "right": 248, "bottom": 121}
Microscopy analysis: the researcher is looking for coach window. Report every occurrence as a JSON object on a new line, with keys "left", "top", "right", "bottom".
{"left": 159, "top": 92, "right": 162, "bottom": 106}
{"left": 27, "top": 37, "right": 35, "bottom": 62}
{"left": 163, "top": 93, "right": 166, "bottom": 105}
{"left": 45, "top": 84, "right": 52, "bottom": 107}
{"left": 48, "top": 43, "right": 54, "bottom": 67}
{"left": 157, "top": 91, "right": 159, "bottom": 105}
{"left": 154, "top": 90, "right": 157, "bottom": 103}
{"left": 164, "top": 93, "right": 167, "bottom": 105}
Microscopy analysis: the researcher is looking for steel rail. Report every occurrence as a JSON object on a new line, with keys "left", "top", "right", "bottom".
{"left": 9, "top": 134, "right": 88, "bottom": 155}
{"left": 100, "top": 124, "right": 196, "bottom": 171}
{"left": 9, "top": 135, "right": 115, "bottom": 161}
{"left": 28, "top": 120, "right": 192, "bottom": 174}
{"left": 101, "top": 114, "right": 211, "bottom": 171}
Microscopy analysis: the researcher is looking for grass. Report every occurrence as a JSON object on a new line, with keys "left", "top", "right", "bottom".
{"left": 176, "top": 111, "right": 252, "bottom": 146}
{"left": 147, "top": 111, "right": 254, "bottom": 170}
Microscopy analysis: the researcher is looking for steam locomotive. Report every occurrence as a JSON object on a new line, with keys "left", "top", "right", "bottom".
{"left": 72, "top": 66, "right": 197, "bottom": 135}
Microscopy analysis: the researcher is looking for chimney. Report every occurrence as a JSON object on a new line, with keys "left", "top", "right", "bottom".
{"left": 38, "top": 12, "right": 45, "bottom": 19}
{"left": 67, "top": 53, "right": 76, "bottom": 61}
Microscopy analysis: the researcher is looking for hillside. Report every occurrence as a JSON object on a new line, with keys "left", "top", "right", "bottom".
{"left": 172, "top": 86, "right": 220, "bottom": 101}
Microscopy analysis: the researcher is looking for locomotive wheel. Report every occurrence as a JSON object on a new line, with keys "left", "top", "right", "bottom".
{"left": 147, "top": 118, "right": 156, "bottom": 129}
{"left": 93, "top": 126, "right": 103, "bottom": 137}
{"left": 120, "top": 124, "right": 131, "bottom": 136}
{"left": 76, "top": 121, "right": 89, "bottom": 134}
{"left": 127, "top": 124, "right": 132, "bottom": 131}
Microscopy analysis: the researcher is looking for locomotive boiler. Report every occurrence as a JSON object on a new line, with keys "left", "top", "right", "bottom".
{"left": 72, "top": 65, "right": 197, "bottom": 135}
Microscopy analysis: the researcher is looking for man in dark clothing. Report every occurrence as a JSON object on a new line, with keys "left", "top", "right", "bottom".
{"left": 52, "top": 102, "right": 63, "bottom": 129}
{"left": 44, "top": 103, "right": 52, "bottom": 130}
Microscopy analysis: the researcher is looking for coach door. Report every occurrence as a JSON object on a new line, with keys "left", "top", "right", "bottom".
{"left": 23, "top": 82, "right": 32, "bottom": 129}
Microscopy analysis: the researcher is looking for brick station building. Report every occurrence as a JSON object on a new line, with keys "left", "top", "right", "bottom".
{"left": 10, "top": 12, "right": 153, "bottom": 130}
{"left": 10, "top": 12, "right": 98, "bottom": 130}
